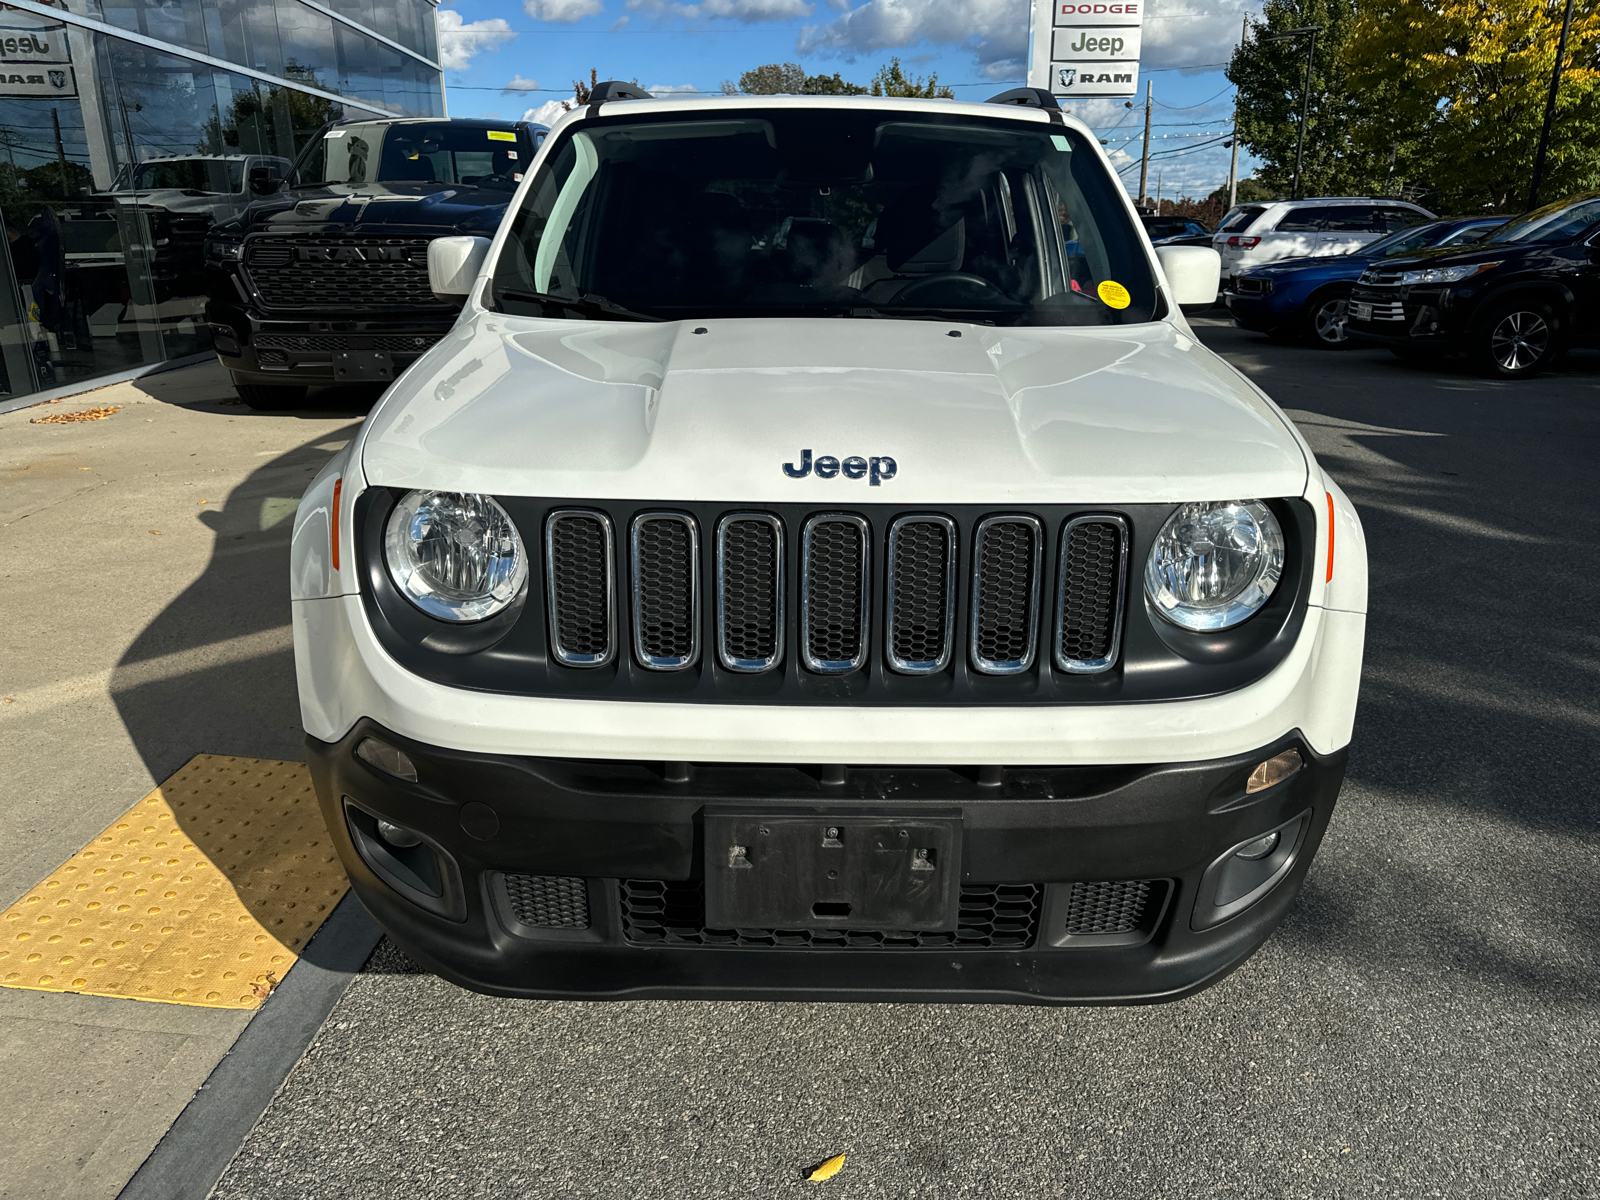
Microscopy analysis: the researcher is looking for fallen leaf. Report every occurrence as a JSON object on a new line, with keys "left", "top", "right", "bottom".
{"left": 806, "top": 1154, "right": 847, "bottom": 1182}
{"left": 199, "top": 499, "right": 208, "bottom": 505}
{"left": 3, "top": 698, "right": 14, "bottom": 704}
{"left": 250, "top": 971, "right": 280, "bottom": 1002}
{"left": 30, "top": 406, "right": 121, "bottom": 424}
{"left": 148, "top": 530, "right": 161, "bottom": 536}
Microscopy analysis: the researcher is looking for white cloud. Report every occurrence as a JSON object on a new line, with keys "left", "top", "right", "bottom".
{"left": 435, "top": 9, "right": 516, "bottom": 71}
{"left": 826, "top": 0, "right": 851, "bottom": 9}
{"left": 524, "top": 0, "right": 604, "bottom": 19}
{"left": 523, "top": 99, "right": 571, "bottom": 126}
{"left": 1140, "top": 0, "right": 1254, "bottom": 71}
{"left": 644, "top": 83, "right": 705, "bottom": 96}
{"left": 627, "top": 0, "right": 814, "bottom": 21}
{"left": 503, "top": 74, "right": 542, "bottom": 92}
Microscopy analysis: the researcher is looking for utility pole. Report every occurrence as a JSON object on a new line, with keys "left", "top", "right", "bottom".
{"left": 1261, "top": 25, "right": 1323, "bottom": 201}
{"left": 1227, "top": 14, "right": 1245, "bottom": 208}
{"left": 1137, "top": 80, "right": 1152, "bottom": 209}
{"left": 1527, "top": 0, "right": 1576, "bottom": 210}
{"left": 1156, "top": 170, "right": 1163, "bottom": 213}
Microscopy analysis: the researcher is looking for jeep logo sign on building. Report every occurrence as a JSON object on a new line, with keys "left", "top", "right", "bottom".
{"left": 1028, "top": 0, "right": 1143, "bottom": 98}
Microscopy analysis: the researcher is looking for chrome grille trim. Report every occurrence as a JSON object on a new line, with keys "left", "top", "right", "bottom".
{"left": 1053, "top": 514, "right": 1129, "bottom": 675}
{"left": 970, "top": 514, "right": 1042, "bottom": 676}
{"left": 715, "top": 512, "right": 784, "bottom": 673}
{"left": 885, "top": 514, "right": 956, "bottom": 675}
{"left": 799, "top": 513, "right": 871, "bottom": 675}
{"left": 630, "top": 512, "right": 700, "bottom": 671}
{"left": 545, "top": 509, "right": 615, "bottom": 668}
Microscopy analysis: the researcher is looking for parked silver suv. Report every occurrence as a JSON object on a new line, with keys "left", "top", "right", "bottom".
{"left": 1215, "top": 197, "right": 1435, "bottom": 283}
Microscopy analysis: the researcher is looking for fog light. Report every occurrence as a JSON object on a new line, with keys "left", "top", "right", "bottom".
{"left": 356, "top": 737, "right": 418, "bottom": 782}
{"left": 1246, "top": 749, "right": 1302, "bottom": 794}
{"left": 1234, "top": 831, "right": 1280, "bottom": 860}
{"left": 376, "top": 819, "right": 423, "bottom": 849}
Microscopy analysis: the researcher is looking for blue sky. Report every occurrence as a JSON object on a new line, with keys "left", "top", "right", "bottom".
{"left": 434, "top": 0, "right": 1263, "bottom": 201}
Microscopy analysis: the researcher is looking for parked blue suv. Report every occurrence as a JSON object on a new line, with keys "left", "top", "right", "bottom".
{"left": 1225, "top": 217, "right": 1503, "bottom": 348}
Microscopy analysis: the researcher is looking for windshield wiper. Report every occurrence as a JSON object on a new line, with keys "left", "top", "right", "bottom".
{"left": 496, "top": 288, "right": 663, "bottom": 322}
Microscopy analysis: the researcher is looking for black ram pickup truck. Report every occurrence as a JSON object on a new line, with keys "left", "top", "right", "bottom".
{"left": 205, "top": 117, "right": 545, "bottom": 409}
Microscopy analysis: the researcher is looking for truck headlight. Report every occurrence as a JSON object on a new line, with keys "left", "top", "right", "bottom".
{"left": 1144, "top": 500, "right": 1284, "bottom": 631}
{"left": 204, "top": 238, "right": 243, "bottom": 262}
{"left": 1398, "top": 262, "right": 1499, "bottom": 285}
{"left": 385, "top": 490, "right": 527, "bottom": 621}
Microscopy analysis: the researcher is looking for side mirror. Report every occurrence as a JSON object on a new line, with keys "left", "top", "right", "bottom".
{"left": 428, "top": 235, "right": 492, "bottom": 307}
{"left": 247, "top": 165, "right": 283, "bottom": 196}
{"left": 1155, "top": 245, "right": 1222, "bottom": 309}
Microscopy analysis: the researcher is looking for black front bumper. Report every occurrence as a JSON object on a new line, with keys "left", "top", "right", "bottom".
{"left": 205, "top": 297, "right": 452, "bottom": 389}
{"left": 310, "top": 721, "right": 1347, "bottom": 1006}
{"left": 1345, "top": 284, "right": 1462, "bottom": 349}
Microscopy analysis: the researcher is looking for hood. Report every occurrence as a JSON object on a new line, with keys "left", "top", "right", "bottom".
{"left": 232, "top": 182, "right": 511, "bottom": 237}
{"left": 1248, "top": 251, "right": 1372, "bottom": 277}
{"left": 1376, "top": 242, "right": 1519, "bottom": 269}
{"left": 360, "top": 317, "right": 1308, "bottom": 506}
{"left": 104, "top": 189, "right": 235, "bottom": 213}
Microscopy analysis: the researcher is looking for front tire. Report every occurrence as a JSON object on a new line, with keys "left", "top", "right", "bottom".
{"left": 1302, "top": 291, "right": 1352, "bottom": 349}
{"left": 1471, "top": 298, "right": 1561, "bottom": 379}
{"left": 234, "top": 382, "right": 307, "bottom": 411}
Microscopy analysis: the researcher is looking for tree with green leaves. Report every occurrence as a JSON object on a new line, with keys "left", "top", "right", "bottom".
{"left": 1226, "top": 0, "right": 1393, "bottom": 199}
{"left": 1344, "top": 0, "right": 1600, "bottom": 212}
{"left": 869, "top": 58, "right": 954, "bottom": 99}
{"left": 721, "top": 63, "right": 867, "bottom": 95}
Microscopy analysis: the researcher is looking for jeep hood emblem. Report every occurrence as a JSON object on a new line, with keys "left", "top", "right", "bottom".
{"left": 783, "top": 449, "right": 897, "bottom": 486}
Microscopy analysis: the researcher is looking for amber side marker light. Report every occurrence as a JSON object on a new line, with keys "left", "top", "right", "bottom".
{"left": 1324, "top": 491, "right": 1335, "bottom": 583}
{"left": 1247, "top": 749, "right": 1304, "bottom": 794}
{"left": 331, "top": 477, "right": 343, "bottom": 571}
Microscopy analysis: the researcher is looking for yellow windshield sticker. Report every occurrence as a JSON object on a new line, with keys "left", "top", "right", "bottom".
{"left": 488, "top": 130, "right": 516, "bottom": 141}
{"left": 1097, "top": 280, "right": 1131, "bottom": 309}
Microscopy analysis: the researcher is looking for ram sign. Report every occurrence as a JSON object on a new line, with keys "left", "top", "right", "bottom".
{"left": 1029, "top": 0, "right": 1143, "bottom": 98}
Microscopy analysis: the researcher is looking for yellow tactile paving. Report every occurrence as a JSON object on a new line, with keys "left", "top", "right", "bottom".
{"left": 0, "top": 755, "right": 348, "bottom": 1009}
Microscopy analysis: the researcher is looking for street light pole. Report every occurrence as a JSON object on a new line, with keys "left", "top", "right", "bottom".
{"left": 1227, "top": 15, "right": 1245, "bottom": 208}
{"left": 1262, "top": 25, "right": 1323, "bottom": 202}
{"left": 1137, "top": 80, "right": 1152, "bottom": 208}
{"left": 1527, "top": 0, "right": 1576, "bottom": 211}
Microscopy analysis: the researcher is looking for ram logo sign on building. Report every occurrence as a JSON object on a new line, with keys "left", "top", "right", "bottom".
{"left": 1028, "top": 1, "right": 1143, "bottom": 98}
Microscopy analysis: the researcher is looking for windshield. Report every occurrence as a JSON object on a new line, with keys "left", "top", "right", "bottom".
{"left": 490, "top": 108, "right": 1161, "bottom": 326}
{"left": 1488, "top": 195, "right": 1600, "bottom": 244}
{"left": 1364, "top": 222, "right": 1450, "bottom": 258}
{"left": 113, "top": 158, "right": 246, "bottom": 193}
{"left": 1216, "top": 205, "right": 1264, "bottom": 234}
{"left": 293, "top": 122, "right": 533, "bottom": 190}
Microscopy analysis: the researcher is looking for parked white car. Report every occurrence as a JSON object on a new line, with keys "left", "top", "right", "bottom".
{"left": 291, "top": 85, "right": 1367, "bottom": 1006}
{"left": 1215, "top": 197, "right": 1436, "bottom": 282}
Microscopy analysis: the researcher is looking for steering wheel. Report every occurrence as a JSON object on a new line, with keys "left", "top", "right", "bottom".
{"left": 887, "top": 271, "right": 1000, "bottom": 305}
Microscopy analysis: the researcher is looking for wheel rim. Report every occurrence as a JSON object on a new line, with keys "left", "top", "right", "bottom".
{"left": 1314, "top": 298, "right": 1348, "bottom": 343}
{"left": 1490, "top": 310, "right": 1549, "bottom": 371}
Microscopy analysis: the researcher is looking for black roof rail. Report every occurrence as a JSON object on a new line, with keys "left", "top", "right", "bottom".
{"left": 588, "top": 81, "right": 652, "bottom": 105}
{"left": 986, "top": 87, "right": 1061, "bottom": 110}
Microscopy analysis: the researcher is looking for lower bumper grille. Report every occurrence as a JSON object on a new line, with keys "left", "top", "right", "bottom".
{"left": 1060, "top": 879, "right": 1154, "bottom": 936}
{"left": 619, "top": 879, "right": 1042, "bottom": 949}
{"left": 253, "top": 333, "right": 443, "bottom": 354}
{"left": 503, "top": 873, "right": 590, "bottom": 929}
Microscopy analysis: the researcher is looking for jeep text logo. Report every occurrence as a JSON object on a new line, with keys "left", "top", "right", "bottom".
{"left": 782, "top": 449, "right": 897, "bottom": 486}
{"left": 295, "top": 245, "right": 409, "bottom": 262}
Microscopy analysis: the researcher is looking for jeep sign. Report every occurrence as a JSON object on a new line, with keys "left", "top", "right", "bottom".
{"left": 1028, "top": 0, "right": 1142, "bottom": 98}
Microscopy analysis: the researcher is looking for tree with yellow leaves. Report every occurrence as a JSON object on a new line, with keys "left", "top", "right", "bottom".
{"left": 1344, "top": 0, "right": 1600, "bottom": 212}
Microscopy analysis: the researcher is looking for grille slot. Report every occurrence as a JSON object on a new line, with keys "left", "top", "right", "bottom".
{"left": 252, "top": 333, "right": 442, "bottom": 354}
{"left": 631, "top": 513, "right": 699, "bottom": 670}
{"left": 800, "top": 514, "right": 870, "bottom": 674}
{"left": 1060, "top": 879, "right": 1153, "bottom": 935}
{"left": 716, "top": 513, "right": 784, "bottom": 672}
{"left": 1054, "top": 515, "right": 1128, "bottom": 674}
{"left": 503, "top": 874, "right": 589, "bottom": 929}
{"left": 244, "top": 236, "right": 445, "bottom": 311}
{"left": 970, "top": 515, "right": 1042, "bottom": 674}
{"left": 619, "top": 879, "right": 1041, "bottom": 949}
{"left": 886, "top": 515, "right": 956, "bottom": 674}
{"left": 545, "top": 510, "right": 615, "bottom": 667}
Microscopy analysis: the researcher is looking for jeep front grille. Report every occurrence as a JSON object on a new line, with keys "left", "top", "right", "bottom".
{"left": 971, "top": 515, "right": 1042, "bottom": 675}
{"left": 503, "top": 874, "right": 589, "bottom": 929}
{"left": 546, "top": 510, "right": 614, "bottom": 667}
{"left": 716, "top": 514, "right": 784, "bottom": 672}
{"left": 631, "top": 513, "right": 698, "bottom": 670}
{"left": 538, "top": 506, "right": 1129, "bottom": 680}
{"left": 800, "top": 514, "right": 870, "bottom": 673}
{"left": 243, "top": 235, "right": 446, "bottom": 312}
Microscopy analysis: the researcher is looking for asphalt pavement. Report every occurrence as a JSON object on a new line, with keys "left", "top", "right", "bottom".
{"left": 195, "top": 318, "right": 1600, "bottom": 1199}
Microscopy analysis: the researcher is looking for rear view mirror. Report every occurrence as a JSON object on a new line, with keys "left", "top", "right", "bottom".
{"left": 247, "top": 165, "right": 283, "bottom": 196}
{"left": 1155, "top": 245, "right": 1222, "bottom": 308}
{"left": 428, "top": 236, "right": 492, "bottom": 307}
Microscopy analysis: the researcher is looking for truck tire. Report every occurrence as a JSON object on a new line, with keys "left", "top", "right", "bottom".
{"left": 1470, "top": 297, "right": 1562, "bottom": 379}
{"left": 1301, "top": 290, "right": 1352, "bottom": 349}
{"left": 235, "top": 383, "right": 307, "bottom": 410}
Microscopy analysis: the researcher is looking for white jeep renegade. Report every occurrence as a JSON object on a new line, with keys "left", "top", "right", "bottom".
{"left": 290, "top": 84, "right": 1367, "bottom": 1005}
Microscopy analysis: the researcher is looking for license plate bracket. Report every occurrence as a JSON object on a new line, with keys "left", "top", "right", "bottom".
{"left": 1351, "top": 302, "right": 1372, "bottom": 321}
{"left": 703, "top": 813, "right": 961, "bottom": 931}
{"left": 332, "top": 349, "right": 395, "bottom": 382}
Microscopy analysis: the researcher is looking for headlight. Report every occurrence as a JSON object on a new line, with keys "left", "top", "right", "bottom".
{"left": 204, "top": 238, "right": 243, "bottom": 262}
{"left": 1398, "top": 262, "right": 1499, "bottom": 285}
{"left": 1144, "top": 500, "right": 1285, "bottom": 631}
{"left": 384, "top": 490, "right": 527, "bottom": 621}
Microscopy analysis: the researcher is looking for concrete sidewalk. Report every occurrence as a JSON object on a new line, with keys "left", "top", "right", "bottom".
{"left": 0, "top": 362, "right": 369, "bottom": 1199}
